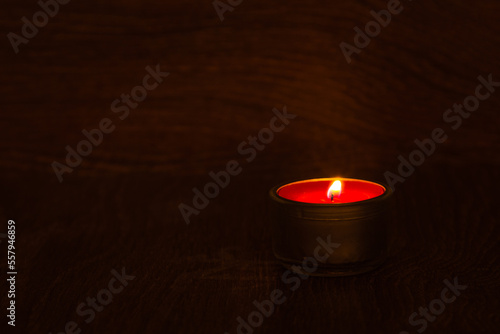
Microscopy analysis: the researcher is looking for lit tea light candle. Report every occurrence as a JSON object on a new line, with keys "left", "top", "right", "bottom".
{"left": 269, "top": 178, "right": 392, "bottom": 277}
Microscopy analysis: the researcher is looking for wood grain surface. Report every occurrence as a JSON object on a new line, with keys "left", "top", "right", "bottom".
{"left": 0, "top": 0, "right": 499, "bottom": 333}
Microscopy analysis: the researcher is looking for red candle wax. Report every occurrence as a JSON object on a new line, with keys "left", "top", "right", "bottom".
{"left": 277, "top": 178, "right": 386, "bottom": 204}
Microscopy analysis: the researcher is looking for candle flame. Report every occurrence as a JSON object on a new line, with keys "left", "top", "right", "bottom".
{"left": 327, "top": 180, "right": 342, "bottom": 202}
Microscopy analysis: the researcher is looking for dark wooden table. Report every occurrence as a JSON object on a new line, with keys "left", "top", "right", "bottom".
{"left": 1, "top": 0, "right": 499, "bottom": 333}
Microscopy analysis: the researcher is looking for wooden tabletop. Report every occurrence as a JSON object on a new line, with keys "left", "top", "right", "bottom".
{"left": 1, "top": 0, "right": 499, "bottom": 333}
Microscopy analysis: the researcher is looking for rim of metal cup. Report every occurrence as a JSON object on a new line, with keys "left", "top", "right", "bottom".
{"left": 268, "top": 177, "right": 393, "bottom": 220}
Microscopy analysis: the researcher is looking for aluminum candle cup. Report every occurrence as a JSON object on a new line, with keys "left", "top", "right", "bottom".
{"left": 268, "top": 178, "right": 393, "bottom": 277}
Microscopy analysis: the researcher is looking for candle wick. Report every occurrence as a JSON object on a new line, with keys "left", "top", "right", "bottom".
{"left": 330, "top": 194, "right": 334, "bottom": 202}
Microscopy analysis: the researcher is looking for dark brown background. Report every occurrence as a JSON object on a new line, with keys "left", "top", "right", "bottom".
{"left": 1, "top": 0, "right": 499, "bottom": 333}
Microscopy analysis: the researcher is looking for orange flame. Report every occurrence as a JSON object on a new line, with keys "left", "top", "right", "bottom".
{"left": 327, "top": 180, "right": 342, "bottom": 201}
